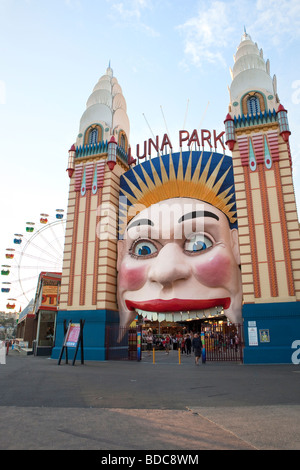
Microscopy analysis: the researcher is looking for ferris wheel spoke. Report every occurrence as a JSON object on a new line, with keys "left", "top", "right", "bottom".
{"left": 38, "top": 234, "right": 63, "bottom": 260}
{"left": 22, "top": 238, "right": 60, "bottom": 262}
{"left": 16, "top": 252, "right": 63, "bottom": 266}
{"left": 18, "top": 264, "right": 61, "bottom": 270}
{"left": 18, "top": 274, "right": 46, "bottom": 283}
{"left": 18, "top": 285, "right": 37, "bottom": 300}
{"left": 47, "top": 225, "right": 64, "bottom": 255}
{"left": 5, "top": 277, "right": 22, "bottom": 285}
{"left": 8, "top": 285, "right": 31, "bottom": 298}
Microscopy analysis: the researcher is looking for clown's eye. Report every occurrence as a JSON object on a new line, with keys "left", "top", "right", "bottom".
{"left": 132, "top": 240, "right": 158, "bottom": 258}
{"left": 184, "top": 234, "right": 213, "bottom": 253}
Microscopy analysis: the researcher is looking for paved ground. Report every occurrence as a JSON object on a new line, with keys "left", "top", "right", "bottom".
{"left": 0, "top": 349, "right": 299, "bottom": 451}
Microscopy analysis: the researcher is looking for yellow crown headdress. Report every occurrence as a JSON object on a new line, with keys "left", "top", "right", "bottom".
{"left": 119, "top": 150, "right": 237, "bottom": 237}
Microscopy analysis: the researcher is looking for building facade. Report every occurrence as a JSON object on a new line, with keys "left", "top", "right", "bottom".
{"left": 52, "top": 34, "right": 300, "bottom": 364}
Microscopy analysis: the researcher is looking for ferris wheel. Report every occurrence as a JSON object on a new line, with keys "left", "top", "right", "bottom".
{"left": 1, "top": 209, "right": 66, "bottom": 312}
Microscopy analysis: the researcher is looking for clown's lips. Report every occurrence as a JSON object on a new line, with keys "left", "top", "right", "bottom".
{"left": 125, "top": 298, "right": 231, "bottom": 313}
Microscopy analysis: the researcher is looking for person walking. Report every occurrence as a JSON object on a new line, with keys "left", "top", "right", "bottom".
{"left": 146, "top": 333, "right": 153, "bottom": 356}
{"left": 165, "top": 335, "right": 170, "bottom": 354}
{"left": 185, "top": 334, "right": 192, "bottom": 355}
{"left": 181, "top": 336, "right": 185, "bottom": 355}
{"left": 192, "top": 333, "right": 202, "bottom": 365}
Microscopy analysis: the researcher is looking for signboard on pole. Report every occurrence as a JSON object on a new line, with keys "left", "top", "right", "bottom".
{"left": 65, "top": 323, "right": 81, "bottom": 347}
{"left": 58, "top": 319, "right": 85, "bottom": 366}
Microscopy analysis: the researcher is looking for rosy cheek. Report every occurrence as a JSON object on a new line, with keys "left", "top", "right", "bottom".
{"left": 118, "top": 262, "right": 147, "bottom": 291}
{"left": 193, "top": 252, "right": 232, "bottom": 287}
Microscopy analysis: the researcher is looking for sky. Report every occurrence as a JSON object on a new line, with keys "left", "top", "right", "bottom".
{"left": 1, "top": 0, "right": 300, "bottom": 312}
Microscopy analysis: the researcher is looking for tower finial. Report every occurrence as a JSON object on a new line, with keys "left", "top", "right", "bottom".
{"left": 107, "top": 60, "right": 113, "bottom": 77}
{"left": 242, "top": 26, "right": 251, "bottom": 41}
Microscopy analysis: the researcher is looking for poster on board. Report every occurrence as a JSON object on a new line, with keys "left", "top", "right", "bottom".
{"left": 248, "top": 327, "right": 258, "bottom": 346}
{"left": 65, "top": 323, "right": 81, "bottom": 348}
{"left": 58, "top": 319, "right": 85, "bottom": 366}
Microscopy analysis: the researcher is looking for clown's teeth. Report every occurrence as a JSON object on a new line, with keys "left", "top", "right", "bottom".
{"left": 135, "top": 306, "right": 225, "bottom": 321}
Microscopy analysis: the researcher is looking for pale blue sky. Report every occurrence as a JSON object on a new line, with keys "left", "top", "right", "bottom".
{"left": 1, "top": 0, "right": 300, "bottom": 311}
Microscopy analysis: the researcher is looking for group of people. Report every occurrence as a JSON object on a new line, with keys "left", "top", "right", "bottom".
{"left": 144, "top": 331, "right": 204, "bottom": 364}
{"left": 205, "top": 330, "right": 241, "bottom": 352}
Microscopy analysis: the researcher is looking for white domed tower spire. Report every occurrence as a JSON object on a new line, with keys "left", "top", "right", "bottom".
{"left": 229, "top": 30, "right": 279, "bottom": 118}
{"left": 224, "top": 32, "right": 300, "bottom": 365}
{"left": 77, "top": 64, "right": 130, "bottom": 157}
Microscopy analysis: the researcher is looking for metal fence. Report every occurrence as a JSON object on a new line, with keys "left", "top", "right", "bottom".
{"left": 105, "top": 325, "right": 140, "bottom": 361}
{"left": 105, "top": 323, "right": 244, "bottom": 363}
{"left": 202, "top": 323, "right": 244, "bottom": 362}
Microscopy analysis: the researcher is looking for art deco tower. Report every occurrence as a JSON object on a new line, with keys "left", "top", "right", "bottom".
{"left": 224, "top": 31, "right": 300, "bottom": 362}
{"left": 52, "top": 65, "right": 132, "bottom": 360}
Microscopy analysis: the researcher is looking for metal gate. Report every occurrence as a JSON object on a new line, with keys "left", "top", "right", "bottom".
{"left": 105, "top": 325, "right": 141, "bottom": 361}
{"left": 201, "top": 323, "right": 244, "bottom": 362}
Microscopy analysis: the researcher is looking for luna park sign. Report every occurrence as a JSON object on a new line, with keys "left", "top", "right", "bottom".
{"left": 134, "top": 129, "right": 226, "bottom": 159}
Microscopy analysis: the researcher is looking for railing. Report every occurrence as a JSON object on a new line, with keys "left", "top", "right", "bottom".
{"left": 76, "top": 141, "right": 129, "bottom": 165}
{"left": 202, "top": 323, "right": 244, "bottom": 362}
{"left": 234, "top": 109, "right": 277, "bottom": 128}
{"left": 105, "top": 325, "right": 140, "bottom": 361}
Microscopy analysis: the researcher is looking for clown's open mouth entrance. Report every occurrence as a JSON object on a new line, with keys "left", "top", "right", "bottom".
{"left": 139, "top": 315, "right": 244, "bottom": 363}
{"left": 106, "top": 308, "right": 244, "bottom": 362}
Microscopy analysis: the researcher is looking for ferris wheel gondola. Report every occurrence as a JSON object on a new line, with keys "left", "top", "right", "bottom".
{"left": 1, "top": 281, "right": 11, "bottom": 293}
{"left": 5, "top": 248, "right": 15, "bottom": 259}
{"left": 1, "top": 265, "right": 10, "bottom": 276}
{"left": 40, "top": 213, "right": 49, "bottom": 224}
{"left": 26, "top": 222, "right": 35, "bottom": 233}
{"left": 6, "top": 298, "right": 16, "bottom": 309}
{"left": 56, "top": 209, "right": 64, "bottom": 220}
{"left": 14, "top": 234, "right": 23, "bottom": 245}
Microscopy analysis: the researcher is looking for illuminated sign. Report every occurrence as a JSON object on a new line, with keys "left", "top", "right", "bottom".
{"left": 41, "top": 285, "right": 59, "bottom": 307}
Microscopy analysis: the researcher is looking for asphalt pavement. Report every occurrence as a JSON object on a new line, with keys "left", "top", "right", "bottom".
{"left": 0, "top": 349, "right": 299, "bottom": 451}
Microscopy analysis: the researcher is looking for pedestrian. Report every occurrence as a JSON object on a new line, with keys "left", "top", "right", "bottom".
{"left": 234, "top": 334, "right": 240, "bottom": 352}
{"left": 192, "top": 333, "right": 202, "bottom": 365}
{"left": 185, "top": 334, "right": 192, "bottom": 355}
{"left": 165, "top": 335, "right": 170, "bottom": 354}
{"left": 181, "top": 336, "right": 185, "bottom": 354}
{"left": 146, "top": 333, "right": 153, "bottom": 356}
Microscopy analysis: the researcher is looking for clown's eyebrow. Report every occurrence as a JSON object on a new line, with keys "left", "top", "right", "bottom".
{"left": 127, "top": 218, "right": 154, "bottom": 231}
{"left": 178, "top": 211, "right": 219, "bottom": 223}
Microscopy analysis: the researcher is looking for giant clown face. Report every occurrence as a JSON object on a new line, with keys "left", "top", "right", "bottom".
{"left": 117, "top": 197, "right": 242, "bottom": 331}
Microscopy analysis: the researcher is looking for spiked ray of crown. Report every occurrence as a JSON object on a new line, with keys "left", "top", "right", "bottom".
{"left": 119, "top": 150, "right": 237, "bottom": 237}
